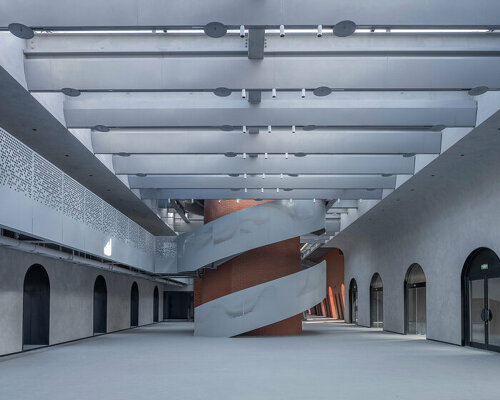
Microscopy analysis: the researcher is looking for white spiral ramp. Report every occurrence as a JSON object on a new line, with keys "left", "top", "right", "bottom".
{"left": 172, "top": 200, "right": 327, "bottom": 337}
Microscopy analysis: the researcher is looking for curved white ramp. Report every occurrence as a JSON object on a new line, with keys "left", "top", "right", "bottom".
{"left": 194, "top": 261, "right": 326, "bottom": 337}
{"left": 177, "top": 200, "right": 325, "bottom": 273}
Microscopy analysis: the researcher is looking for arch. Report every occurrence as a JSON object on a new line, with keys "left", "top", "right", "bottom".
{"left": 370, "top": 273, "right": 383, "bottom": 328}
{"left": 23, "top": 264, "right": 50, "bottom": 348}
{"left": 462, "top": 248, "right": 500, "bottom": 352}
{"left": 130, "top": 282, "right": 139, "bottom": 327}
{"left": 93, "top": 275, "right": 107, "bottom": 335}
{"left": 348, "top": 278, "right": 358, "bottom": 324}
{"left": 153, "top": 286, "right": 159, "bottom": 323}
{"left": 404, "top": 263, "right": 427, "bottom": 335}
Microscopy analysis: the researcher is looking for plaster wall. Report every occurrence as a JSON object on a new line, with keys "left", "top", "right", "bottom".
{"left": 0, "top": 246, "right": 163, "bottom": 356}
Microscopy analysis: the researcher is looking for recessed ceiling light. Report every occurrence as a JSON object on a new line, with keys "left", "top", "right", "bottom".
{"left": 220, "top": 125, "right": 234, "bottom": 131}
{"left": 61, "top": 88, "right": 81, "bottom": 97}
{"left": 136, "top": 173, "right": 147, "bottom": 177}
{"left": 313, "top": 86, "right": 332, "bottom": 97}
{"left": 117, "top": 152, "right": 130, "bottom": 157}
{"left": 214, "top": 87, "right": 231, "bottom": 97}
{"left": 468, "top": 86, "right": 489, "bottom": 96}
{"left": 430, "top": 125, "right": 446, "bottom": 131}
{"left": 303, "top": 125, "right": 317, "bottom": 131}
{"left": 204, "top": 22, "right": 227, "bottom": 38}
{"left": 94, "top": 125, "right": 110, "bottom": 132}
{"left": 333, "top": 20, "right": 357, "bottom": 37}
{"left": 8, "top": 23, "right": 34, "bottom": 39}
{"left": 225, "top": 152, "right": 237, "bottom": 157}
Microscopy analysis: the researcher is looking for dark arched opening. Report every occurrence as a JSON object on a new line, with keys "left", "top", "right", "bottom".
{"left": 370, "top": 273, "right": 383, "bottom": 328}
{"left": 405, "top": 264, "right": 426, "bottom": 335}
{"left": 349, "top": 278, "right": 358, "bottom": 324}
{"left": 153, "top": 286, "right": 159, "bottom": 322}
{"left": 23, "top": 264, "right": 50, "bottom": 348}
{"left": 462, "top": 248, "right": 500, "bottom": 352}
{"left": 93, "top": 275, "right": 107, "bottom": 335}
{"left": 130, "top": 282, "right": 139, "bottom": 327}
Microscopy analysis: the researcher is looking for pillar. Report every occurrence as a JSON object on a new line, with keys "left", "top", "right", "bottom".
{"left": 194, "top": 200, "right": 302, "bottom": 336}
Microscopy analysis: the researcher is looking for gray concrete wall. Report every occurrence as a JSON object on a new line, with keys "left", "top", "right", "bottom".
{"left": 0, "top": 246, "right": 164, "bottom": 356}
{"left": 337, "top": 131, "right": 500, "bottom": 345}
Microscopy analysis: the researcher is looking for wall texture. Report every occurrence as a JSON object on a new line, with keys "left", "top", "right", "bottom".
{"left": 0, "top": 246, "right": 164, "bottom": 356}
{"left": 330, "top": 111, "right": 500, "bottom": 345}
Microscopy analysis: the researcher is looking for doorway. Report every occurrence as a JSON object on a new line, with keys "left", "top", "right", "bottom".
{"left": 130, "top": 282, "right": 139, "bottom": 327}
{"left": 405, "top": 264, "right": 426, "bottom": 335}
{"left": 93, "top": 275, "right": 107, "bottom": 335}
{"left": 23, "top": 264, "right": 50, "bottom": 348}
{"left": 153, "top": 286, "right": 159, "bottom": 322}
{"left": 349, "top": 279, "right": 358, "bottom": 324}
{"left": 463, "top": 248, "right": 500, "bottom": 352}
{"left": 163, "top": 292, "right": 193, "bottom": 320}
{"left": 370, "top": 273, "right": 383, "bottom": 328}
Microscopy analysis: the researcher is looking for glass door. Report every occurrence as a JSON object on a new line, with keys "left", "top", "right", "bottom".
{"left": 469, "top": 278, "right": 486, "bottom": 346}
{"left": 487, "top": 278, "right": 500, "bottom": 349}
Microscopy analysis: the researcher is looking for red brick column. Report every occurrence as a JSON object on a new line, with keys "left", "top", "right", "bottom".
{"left": 194, "top": 200, "right": 302, "bottom": 336}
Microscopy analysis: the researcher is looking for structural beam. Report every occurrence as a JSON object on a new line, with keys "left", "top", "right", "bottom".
{"left": 24, "top": 33, "right": 500, "bottom": 57}
{"left": 92, "top": 130, "right": 442, "bottom": 154}
{"left": 248, "top": 29, "right": 265, "bottom": 59}
{"left": 128, "top": 175, "right": 397, "bottom": 189}
{"left": 113, "top": 154, "right": 415, "bottom": 175}
{"left": 64, "top": 92, "right": 476, "bottom": 128}
{"left": 2, "top": 0, "right": 499, "bottom": 28}
{"left": 25, "top": 56, "right": 500, "bottom": 91}
{"left": 140, "top": 188, "right": 383, "bottom": 200}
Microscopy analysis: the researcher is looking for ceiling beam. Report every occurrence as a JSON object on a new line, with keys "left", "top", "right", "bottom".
{"left": 25, "top": 56, "right": 500, "bottom": 91}
{"left": 128, "top": 175, "right": 397, "bottom": 189}
{"left": 92, "top": 130, "right": 442, "bottom": 154}
{"left": 140, "top": 188, "right": 383, "bottom": 200}
{"left": 112, "top": 154, "right": 415, "bottom": 175}
{"left": 64, "top": 92, "right": 476, "bottom": 128}
{"left": 24, "top": 33, "right": 500, "bottom": 57}
{"left": 2, "top": 0, "right": 499, "bottom": 28}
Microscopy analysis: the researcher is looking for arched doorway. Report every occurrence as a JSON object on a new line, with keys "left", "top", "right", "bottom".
{"left": 463, "top": 248, "right": 500, "bottom": 352}
{"left": 23, "top": 264, "right": 50, "bottom": 348}
{"left": 153, "top": 286, "right": 159, "bottom": 322}
{"left": 130, "top": 282, "right": 139, "bottom": 327}
{"left": 370, "top": 273, "right": 383, "bottom": 328}
{"left": 93, "top": 275, "right": 107, "bottom": 335}
{"left": 349, "top": 279, "right": 358, "bottom": 324}
{"left": 405, "top": 264, "right": 426, "bottom": 335}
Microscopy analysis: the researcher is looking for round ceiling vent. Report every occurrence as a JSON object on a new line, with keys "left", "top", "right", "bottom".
{"left": 313, "top": 86, "right": 332, "bottom": 97}
{"left": 214, "top": 87, "right": 231, "bottom": 97}
{"left": 8, "top": 23, "right": 34, "bottom": 39}
{"left": 333, "top": 20, "right": 357, "bottom": 37}
{"left": 468, "top": 86, "right": 489, "bottom": 96}
{"left": 204, "top": 22, "right": 227, "bottom": 38}
{"left": 61, "top": 88, "right": 81, "bottom": 97}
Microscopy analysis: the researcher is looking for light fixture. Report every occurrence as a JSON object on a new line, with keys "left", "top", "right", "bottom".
{"left": 236, "top": 199, "right": 240, "bottom": 203}
{"left": 268, "top": 125, "right": 272, "bottom": 133}
{"left": 240, "top": 25, "right": 245, "bottom": 38}
{"left": 317, "top": 25, "right": 323, "bottom": 37}
{"left": 225, "top": 152, "right": 237, "bottom": 157}
{"left": 301, "top": 88, "right": 306, "bottom": 98}
{"left": 220, "top": 125, "right": 235, "bottom": 131}
{"left": 289, "top": 198, "right": 293, "bottom": 203}
{"left": 468, "top": 86, "right": 489, "bottom": 96}
{"left": 94, "top": 125, "right": 110, "bottom": 132}
{"left": 285, "top": 152, "right": 289, "bottom": 159}
{"left": 333, "top": 20, "right": 357, "bottom": 37}
{"left": 262, "top": 173, "right": 266, "bottom": 179}
{"left": 272, "top": 88, "right": 277, "bottom": 98}
{"left": 218, "top": 199, "right": 221, "bottom": 203}
{"left": 214, "top": 87, "right": 231, "bottom": 97}
{"left": 191, "top": 198, "right": 194, "bottom": 203}
{"left": 280, "top": 173, "right": 284, "bottom": 179}
{"left": 243, "top": 152, "right": 247, "bottom": 159}
{"left": 8, "top": 23, "right": 34, "bottom": 39}
{"left": 276, "top": 188, "right": 280, "bottom": 192}
{"left": 168, "top": 198, "right": 170, "bottom": 203}
{"left": 243, "top": 125, "right": 247, "bottom": 133}
{"left": 241, "top": 89, "right": 247, "bottom": 98}
{"left": 264, "top": 152, "right": 268, "bottom": 159}
{"left": 245, "top": 188, "right": 248, "bottom": 193}
{"left": 244, "top": 173, "right": 247, "bottom": 178}
{"left": 313, "top": 86, "right": 332, "bottom": 96}
{"left": 292, "top": 125, "right": 296, "bottom": 133}
{"left": 280, "top": 25, "right": 285, "bottom": 37}
{"left": 313, "top": 198, "right": 316, "bottom": 202}
{"left": 204, "top": 22, "right": 227, "bottom": 38}
{"left": 61, "top": 88, "right": 81, "bottom": 97}
{"left": 261, "top": 188, "right": 264, "bottom": 193}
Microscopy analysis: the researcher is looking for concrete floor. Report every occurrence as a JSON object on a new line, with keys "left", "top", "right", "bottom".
{"left": 1, "top": 318, "right": 500, "bottom": 400}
